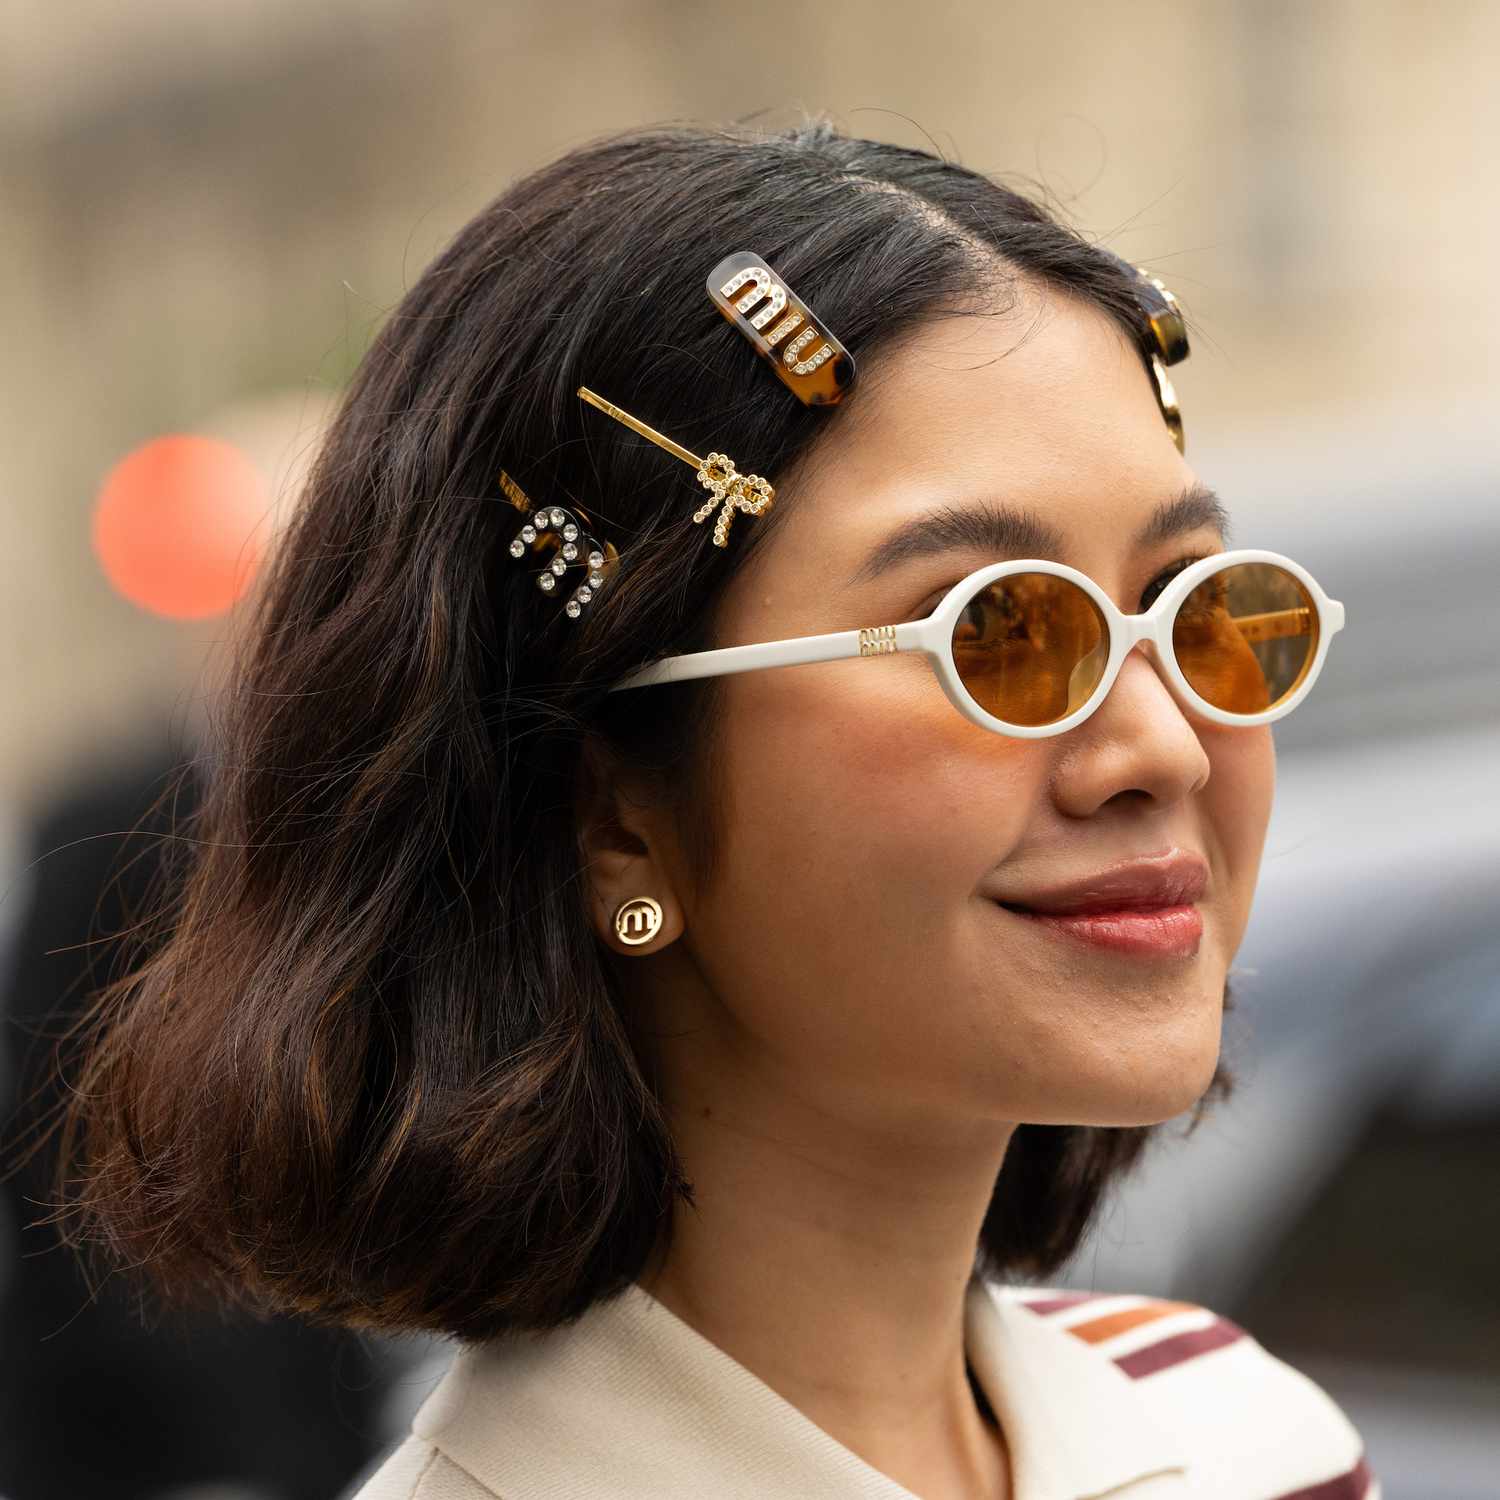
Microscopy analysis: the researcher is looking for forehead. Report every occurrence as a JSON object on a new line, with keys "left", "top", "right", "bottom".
{"left": 752, "top": 291, "right": 1209, "bottom": 602}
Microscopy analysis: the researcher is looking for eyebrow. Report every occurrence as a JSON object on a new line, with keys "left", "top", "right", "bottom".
{"left": 845, "top": 481, "right": 1234, "bottom": 588}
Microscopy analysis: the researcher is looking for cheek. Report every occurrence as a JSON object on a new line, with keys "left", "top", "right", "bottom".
{"left": 691, "top": 658, "right": 1043, "bottom": 1045}
{"left": 728, "top": 656, "right": 1036, "bottom": 899}
{"left": 1201, "top": 724, "right": 1276, "bottom": 942}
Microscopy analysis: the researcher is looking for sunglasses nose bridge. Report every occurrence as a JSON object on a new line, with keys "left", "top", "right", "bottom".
{"left": 1121, "top": 612, "right": 1159, "bottom": 650}
{"left": 1115, "top": 615, "right": 1182, "bottom": 694}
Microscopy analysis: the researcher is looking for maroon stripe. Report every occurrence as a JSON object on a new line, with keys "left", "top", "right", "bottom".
{"left": 1115, "top": 1315, "right": 1247, "bottom": 1377}
{"left": 1012, "top": 1290, "right": 1103, "bottom": 1315}
{"left": 1265, "top": 1454, "right": 1374, "bottom": 1499}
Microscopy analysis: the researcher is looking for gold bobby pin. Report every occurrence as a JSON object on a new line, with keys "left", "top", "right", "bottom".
{"left": 577, "top": 386, "right": 774, "bottom": 548}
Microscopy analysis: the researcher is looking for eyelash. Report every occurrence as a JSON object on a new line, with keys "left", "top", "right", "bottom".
{"left": 909, "top": 551, "right": 1219, "bottom": 620}
{"left": 1139, "top": 550, "right": 1219, "bottom": 610}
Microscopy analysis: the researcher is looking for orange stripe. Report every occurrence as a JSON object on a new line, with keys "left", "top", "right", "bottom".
{"left": 1065, "top": 1298, "right": 1202, "bottom": 1344}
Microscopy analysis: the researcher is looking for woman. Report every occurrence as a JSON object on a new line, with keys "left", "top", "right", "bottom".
{"left": 41, "top": 117, "right": 1376, "bottom": 1498}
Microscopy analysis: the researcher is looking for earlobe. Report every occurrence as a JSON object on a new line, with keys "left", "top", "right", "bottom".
{"left": 576, "top": 738, "right": 684, "bottom": 954}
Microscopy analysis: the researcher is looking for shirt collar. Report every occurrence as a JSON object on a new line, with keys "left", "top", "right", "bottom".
{"left": 970, "top": 1280, "right": 1193, "bottom": 1499}
{"left": 410, "top": 1278, "right": 1192, "bottom": 1500}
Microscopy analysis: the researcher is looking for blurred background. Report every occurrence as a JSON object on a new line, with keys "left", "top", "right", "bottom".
{"left": 1, "top": 2, "right": 1495, "bottom": 1497}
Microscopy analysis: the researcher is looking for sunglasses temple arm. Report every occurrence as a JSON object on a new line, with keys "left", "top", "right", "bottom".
{"left": 607, "top": 622, "right": 927, "bottom": 692}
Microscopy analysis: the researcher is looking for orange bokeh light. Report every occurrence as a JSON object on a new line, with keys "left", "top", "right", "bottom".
{"left": 92, "top": 434, "right": 270, "bottom": 620}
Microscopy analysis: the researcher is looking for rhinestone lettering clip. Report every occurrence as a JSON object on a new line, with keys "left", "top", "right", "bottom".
{"left": 706, "top": 250, "right": 856, "bottom": 407}
{"left": 502, "top": 470, "right": 619, "bottom": 619}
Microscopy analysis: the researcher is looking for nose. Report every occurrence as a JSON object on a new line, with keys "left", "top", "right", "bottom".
{"left": 1055, "top": 637, "right": 1211, "bottom": 811}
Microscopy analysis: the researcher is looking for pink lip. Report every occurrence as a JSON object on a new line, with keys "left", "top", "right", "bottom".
{"left": 986, "top": 848, "right": 1210, "bottom": 957}
{"left": 993, "top": 849, "right": 1209, "bottom": 917}
{"left": 1000, "top": 902, "right": 1205, "bottom": 957}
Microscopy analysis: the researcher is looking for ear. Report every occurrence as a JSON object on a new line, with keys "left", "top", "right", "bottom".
{"left": 575, "top": 736, "right": 685, "bottom": 955}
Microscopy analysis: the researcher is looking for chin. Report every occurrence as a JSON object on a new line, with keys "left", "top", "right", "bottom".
{"left": 1100, "top": 1046, "right": 1225, "bottom": 1127}
{"left": 1028, "top": 1027, "right": 1226, "bottom": 1129}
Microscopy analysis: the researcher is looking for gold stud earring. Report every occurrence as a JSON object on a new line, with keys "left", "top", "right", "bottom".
{"left": 614, "top": 896, "right": 664, "bottom": 947}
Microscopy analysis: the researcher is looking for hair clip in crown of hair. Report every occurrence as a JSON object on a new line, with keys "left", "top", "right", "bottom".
{"left": 576, "top": 387, "right": 774, "bottom": 548}
{"left": 706, "top": 250, "right": 856, "bottom": 406}
{"left": 501, "top": 470, "right": 620, "bottom": 619}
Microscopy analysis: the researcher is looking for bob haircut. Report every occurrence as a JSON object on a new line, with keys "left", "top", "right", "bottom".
{"left": 32, "top": 114, "right": 1236, "bottom": 1344}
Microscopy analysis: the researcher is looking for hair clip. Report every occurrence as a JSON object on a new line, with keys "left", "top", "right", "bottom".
{"left": 576, "top": 386, "right": 774, "bottom": 548}
{"left": 501, "top": 469, "right": 620, "bottom": 619}
{"left": 1096, "top": 249, "right": 1191, "bottom": 454}
{"left": 1136, "top": 260, "right": 1188, "bottom": 454}
{"left": 1096, "top": 248, "right": 1191, "bottom": 367}
{"left": 1147, "top": 355, "right": 1184, "bottom": 455}
{"left": 1131, "top": 267, "right": 1189, "bottom": 366}
{"left": 706, "top": 250, "right": 856, "bottom": 407}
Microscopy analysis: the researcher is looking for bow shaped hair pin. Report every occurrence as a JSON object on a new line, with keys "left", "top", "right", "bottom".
{"left": 576, "top": 386, "right": 774, "bottom": 547}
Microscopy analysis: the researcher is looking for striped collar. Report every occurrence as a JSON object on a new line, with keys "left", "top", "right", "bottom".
{"left": 973, "top": 1283, "right": 1193, "bottom": 1498}
{"left": 410, "top": 1277, "right": 1193, "bottom": 1500}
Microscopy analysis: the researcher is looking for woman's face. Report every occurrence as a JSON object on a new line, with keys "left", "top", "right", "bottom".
{"left": 618, "top": 290, "right": 1275, "bottom": 1132}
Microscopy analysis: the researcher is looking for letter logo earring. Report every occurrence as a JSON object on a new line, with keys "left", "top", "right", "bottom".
{"left": 614, "top": 896, "right": 664, "bottom": 947}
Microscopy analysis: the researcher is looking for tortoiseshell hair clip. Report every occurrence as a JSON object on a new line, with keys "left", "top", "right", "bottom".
{"left": 706, "top": 249, "right": 856, "bottom": 406}
{"left": 501, "top": 470, "right": 620, "bottom": 619}
{"left": 1098, "top": 249, "right": 1192, "bottom": 454}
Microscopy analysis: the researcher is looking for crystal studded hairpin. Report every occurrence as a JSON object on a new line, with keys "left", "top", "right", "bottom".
{"left": 706, "top": 249, "right": 856, "bottom": 407}
{"left": 501, "top": 470, "right": 619, "bottom": 619}
{"left": 576, "top": 386, "right": 775, "bottom": 549}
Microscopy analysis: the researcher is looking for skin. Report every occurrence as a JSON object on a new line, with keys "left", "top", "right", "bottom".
{"left": 579, "top": 283, "right": 1276, "bottom": 1500}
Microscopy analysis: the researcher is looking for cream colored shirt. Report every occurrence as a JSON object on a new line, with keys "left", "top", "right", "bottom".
{"left": 351, "top": 1277, "right": 1380, "bottom": 1499}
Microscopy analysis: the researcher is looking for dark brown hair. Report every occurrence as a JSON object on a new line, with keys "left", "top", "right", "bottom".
{"left": 20, "top": 113, "right": 1235, "bottom": 1345}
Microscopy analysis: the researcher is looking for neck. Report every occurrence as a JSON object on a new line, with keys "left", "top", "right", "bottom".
{"left": 631, "top": 1019, "right": 1017, "bottom": 1498}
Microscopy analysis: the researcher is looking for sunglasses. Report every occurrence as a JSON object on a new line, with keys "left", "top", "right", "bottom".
{"left": 606, "top": 549, "right": 1346, "bottom": 738}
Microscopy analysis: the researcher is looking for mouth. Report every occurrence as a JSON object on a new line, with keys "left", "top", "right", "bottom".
{"left": 993, "top": 899, "right": 1204, "bottom": 957}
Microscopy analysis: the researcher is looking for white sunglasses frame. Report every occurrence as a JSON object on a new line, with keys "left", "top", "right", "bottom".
{"left": 605, "top": 547, "right": 1347, "bottom": 739}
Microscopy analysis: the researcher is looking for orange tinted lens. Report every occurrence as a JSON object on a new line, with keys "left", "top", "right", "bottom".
{"left": 1173, "top": 562, "right": 1319, "bottom": 713}
{"left": 951, "top": 573, "right": 1109, "bottom": 726}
